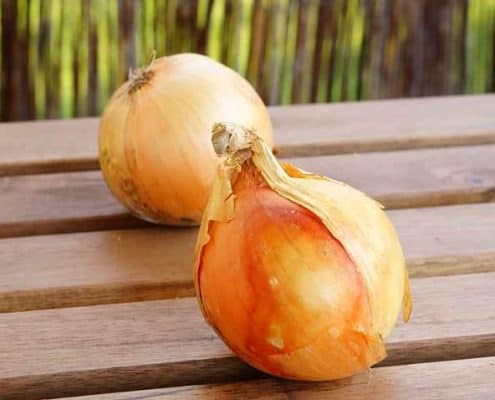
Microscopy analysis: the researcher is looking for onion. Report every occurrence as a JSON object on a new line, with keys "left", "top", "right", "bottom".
{"left": 194, "top": 124, "right": 412, "bottom": 381}
{"left": 99, "top": 53, "right": 273, "bottom": 225}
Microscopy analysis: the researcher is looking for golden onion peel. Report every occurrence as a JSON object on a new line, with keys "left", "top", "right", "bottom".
{"left": 99, "top": 53, "right": 273, "bottom": 225}
{"left": 194, "top": 123, "right": 412, "bottom": 381}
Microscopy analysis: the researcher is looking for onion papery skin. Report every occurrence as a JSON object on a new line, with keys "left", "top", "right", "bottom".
{"left": 99, "top": 53, "right": 273, "bottom": 225}
{"left": 194, "top": 124, "right": 412, "bottom": 381}
{"left": 198, "top": 163, "right": 385, "bottom": 380}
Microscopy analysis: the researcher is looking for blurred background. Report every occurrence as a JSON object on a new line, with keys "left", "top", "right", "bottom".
{"left": 1, "top": 0, "right": 494, "bottom": 121}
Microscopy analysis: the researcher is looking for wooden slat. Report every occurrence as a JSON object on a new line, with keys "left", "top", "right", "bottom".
{"left": 0, "top": 170, "right": 147, "bottom": 238}
{"left": 0, "top": 228, "right": 195, "bottom": 312}
{"left": 0, "top": 118, "right": 100, "bottom": 176}
{"left": 0, "top": 95, "right": 494, "bottom": 176}
{"left": 1, "top": 144, "right": 494, "bottom": 238}
{"left": 288, "top": 145, "right": 495, "bottom": 209}
{"left": 271, "top": 95, "right": 495, "bottom": 156}
{"left": 273, "top": 94, "right": 495, "bottom": 156}
{"left": 58, "top": 356, "right": 495, "bottom": 400}
{"left": 1, "top": 202, "right": 495, "bottom": 312}
{"left": 1, "top": 272, "right": 494, "bottom": 399}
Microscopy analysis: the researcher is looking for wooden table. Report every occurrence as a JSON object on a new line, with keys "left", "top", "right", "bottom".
{"left": 1, "top": 95, "right": 494, "bottom": 400}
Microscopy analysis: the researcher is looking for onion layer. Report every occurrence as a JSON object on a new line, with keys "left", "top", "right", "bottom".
{"left": 194, "top": 124, "right": 412, "bottom": 381}
{"left": 99, "top": 53, "right": 273, "bottom": 225}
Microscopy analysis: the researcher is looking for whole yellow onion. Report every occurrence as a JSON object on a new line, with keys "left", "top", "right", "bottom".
{"left": 99, "top": 53, "right": 273, "bottom": 225}
{"left": 195, "top": 124, "right": 412, "bottom": 381}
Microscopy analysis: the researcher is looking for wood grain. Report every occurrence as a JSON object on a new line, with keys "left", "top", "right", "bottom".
{"left": 0, "top": 118, "right": 99, "bottom": 176}
{"left": 1, "top": 202, "right": 495, "bottom": 312}
{"left": 58, "top": 356, "right": 495, "bottom": 400}
{"left": 1, "top": 95, "right": 494, "bottom": 176}
{"left": 0, "top": 170, "right": 148, "bottom": 238}
{"left": 271, "top": 94, "right": 495, "bottom": 157}
{"left": 1, "top": 272, "right": 494, "bottom": 399}
{"left": 407, "top": 252, "right": 495, "bottom": 278}
{"left": 1, "top": 144, "right": 494, "bottom": 238}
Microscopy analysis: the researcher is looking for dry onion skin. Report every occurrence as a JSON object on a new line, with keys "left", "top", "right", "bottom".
{"left": 99, "top": 53, "right": 273, "bottom": 225}
{"left": 194, "top": 123, "right": 412, "bottom": 381}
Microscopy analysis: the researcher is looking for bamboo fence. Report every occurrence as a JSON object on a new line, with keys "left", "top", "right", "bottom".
{"left": 1, "top": 0, "right": 494, "bottom": 121}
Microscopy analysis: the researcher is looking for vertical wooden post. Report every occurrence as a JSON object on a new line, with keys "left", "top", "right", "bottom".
{"left": 118, "top": 0, "right": 137, "bottom": 83}
{"left": 423, "top": 0, "right": 450, "bottom": 95}
{"left": 368, "top": 0, "right": 391, "bottom": 99}
{"left": 1, "top": 0, "right": 36, "bottom": 120}
{"left": 311, "top": 0, "right": 332, "bottom": 102}
{"left": 21, "top": 0, "right": 35, "bottom": 119}
{"left": 400, "top": 0, "right": 424, "bottom": 97}
{"left": 1, "top": 0, "right": 17, "bottom": 120}
{"left": 190, "top": 0, "right": 199, "bottom": 52}
{"left": 292, "top": 0, "right": 311, "bottom": 103}
{"left": 176, "top": 0, "right": 198, "bottom": 53}
{"left": 72, "top": 1, "right": 81, "bottom": 117}
{"left": 88, "top": 0, "right": 98, "bottom": 115}
{"left": 444, "top": 0, "right": 457, "bottom": 94}
{"left": 39, "top": 0, "right": 50, "bottom": 118}
{"left": 382, "top": 0, "right": 401, "bottom": 98}
{"left": 492, "top": 4, "right": 495, "bottom": 92}
{"left": 265, "top": 1, "right": 286, "bottom": 105}
{"left": 458, "top": 0, "right": 468, "bottom": 93}
{"left": 248, "top": 0, "right": 268, "bottom": 93}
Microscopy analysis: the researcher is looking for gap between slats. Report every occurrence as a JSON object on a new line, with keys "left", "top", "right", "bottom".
{"left": 1, "top": 202, "right": 495, "bottom": 312}
{"left": 1, "top": 95, "right": 494, "bottom": 177}
{"left": 276, "top": 132, "right": 495, "bottom": 158}
{"left": 1, "top": 253, "right": 494, "bottom": 313}
{"left": 3, "top": 133, "right": 495, "bottom": 178}
{"left": 3, "top": 188, "right": 495, "bottom": 239}
{"left": 3, "top": 338, "right": 495, "bottom": 400}
{"left": 0, "top": 158, "right": 100, "bottom": 177}
{"left": 1, "top": 144, "right": 494, "bottom": 239}
{"left": 53, "top": 356, "right": 495, "bottom": 400}
{"left": 1, "top": 272, "right": 494, "bottom": 399}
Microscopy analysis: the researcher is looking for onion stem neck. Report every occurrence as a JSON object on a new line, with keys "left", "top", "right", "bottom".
{"left": 211, "top": 123, "right": 256, "bottom": 161}
{"left": 128, "top": 51, "right": 157, "bottom": 94}
{"left": 128, "top": 68, "right": 154, "bottom": 94}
